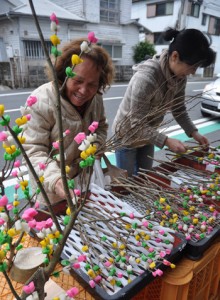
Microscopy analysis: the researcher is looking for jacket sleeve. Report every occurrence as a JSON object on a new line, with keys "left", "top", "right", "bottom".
{"left": 171, "top": 83, "right": 197, "bottom": 137}
{"left": 23, "top": 90, "right": 63, "bottom": 195}
{"left": 122, "top": 72, "right": 168, "bottom": 149}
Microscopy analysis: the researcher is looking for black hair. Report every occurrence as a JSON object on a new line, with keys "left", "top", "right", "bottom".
{"left": 163, "top": 28, "right": 215, "bottom": 67}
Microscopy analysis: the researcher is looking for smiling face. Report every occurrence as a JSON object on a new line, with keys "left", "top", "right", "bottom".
{"left": 169, "top": 51, "right": 198, "bottom": 79}
{"left": 65, "top": 57, "right": 101, "bottom": 107}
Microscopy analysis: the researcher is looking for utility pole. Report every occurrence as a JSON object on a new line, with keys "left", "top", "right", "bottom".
{"left": 180, "top": 0, "right": 189, "bottom": 30}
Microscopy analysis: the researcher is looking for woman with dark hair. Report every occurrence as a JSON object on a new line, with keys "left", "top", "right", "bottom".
{"left": 113, "top": 28, "right": 215, "bottom": 177}
{"left": 23, "top": 37, "right": 114, "bottom": 204}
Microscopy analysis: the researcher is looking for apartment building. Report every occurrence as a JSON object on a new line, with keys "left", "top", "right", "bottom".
{"left": 0, "top": 0, "right": 140, "bottom": 87}
{"left": 132, "top": 0, "right": 220, "bottom": 76}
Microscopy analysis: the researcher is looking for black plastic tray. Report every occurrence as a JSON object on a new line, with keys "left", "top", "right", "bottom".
{"left": 183, "top": 226, "right": 220, "bottom": 260}
{"left": 147, "top": 158, "right": 220, "bottom": 260}
{"left": 34, "top": 197, "right": 187, "bottom": 300}
{"left": 61, "top": 234, "right": 186, "bottom": 300}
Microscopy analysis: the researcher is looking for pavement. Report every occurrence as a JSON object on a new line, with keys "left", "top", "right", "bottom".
{"left": 187, "top": 75, "right": 215, "bottom": 81}
{"left": 0, "top": 85, "right": 12, "bottom": 91}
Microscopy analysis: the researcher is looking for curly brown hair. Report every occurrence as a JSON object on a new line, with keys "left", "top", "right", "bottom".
{"left": 47, "top": 38, "right": 115, "bottom": 93}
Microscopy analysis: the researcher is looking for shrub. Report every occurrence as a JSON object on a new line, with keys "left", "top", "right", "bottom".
{"left": 133, "top": 41, "right": 156, "bottom": 63}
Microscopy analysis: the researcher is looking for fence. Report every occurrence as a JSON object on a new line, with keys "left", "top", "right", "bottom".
{"left": 0, "top": 57, "right": 134, "bottom": 89}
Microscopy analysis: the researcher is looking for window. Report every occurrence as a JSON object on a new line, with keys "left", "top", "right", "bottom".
{"left": 100, "top": 0, "right": 119, "bottom": 23}
{"left": 215, "top": 18, "right": 220, "bottom": 35}
{"left": 208, "top": 16, "right": 220, "bottom": 35}
{"left": 188, "top": 2, "right": 200, "bottom": 18}
{"left": 23, "top": 40, "right": 52, "bottom": 59}
{"left": 147, "top": 2, "right": 173, "bottom": 17}
{"left": 102, "top": 44, "right": 122, "bottom": 59}
{"left": 202, "top": 13, "right": 207, "bottom": 25}
{"left": 154, "top": 32, "right": 169, "bottom": 45}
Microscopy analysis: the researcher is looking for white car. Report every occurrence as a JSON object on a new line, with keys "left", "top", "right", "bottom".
{"left": 200, "top": 75, "right": 220, "bottom": 117}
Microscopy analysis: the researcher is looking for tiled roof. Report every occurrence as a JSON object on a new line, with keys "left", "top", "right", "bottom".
{"left": 10, "top": 0, "right": 85, "bottom": 21}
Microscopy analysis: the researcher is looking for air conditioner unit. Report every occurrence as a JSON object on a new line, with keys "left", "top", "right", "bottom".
{"left": 14, "top": 49, "right": 19, "bottom": 56}
{"left": 4, "top": 75, "right": 11, "bottom": 80}
{"left": 6, "top": 45, "right": 13, "bottom": 58}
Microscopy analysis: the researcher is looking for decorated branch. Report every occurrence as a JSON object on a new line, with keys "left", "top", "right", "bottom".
{"left": 0, "top": 1, "right": 102, "bottom": 298}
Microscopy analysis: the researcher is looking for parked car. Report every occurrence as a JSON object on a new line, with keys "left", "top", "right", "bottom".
{"left": 200, "top": 75, "right": 220, "bottom": 117}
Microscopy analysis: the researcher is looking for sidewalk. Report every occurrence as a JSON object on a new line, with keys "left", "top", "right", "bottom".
{"left": 187, "top": 75, "right": 215, "bottom": 81}
{"left": 0, "top": 85, "right": 12, "bottom": 92}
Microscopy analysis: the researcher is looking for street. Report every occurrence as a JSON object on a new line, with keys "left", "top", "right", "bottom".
{"left": 0, "top": 79, "right": 220, "bottom": 201}
{"left": 0, "top": 79, "right": 218, "bottom": 139}
{"left": 0, "top": 80, "right": 220, "bottom": 157}
{"left": 0, "top": 79, "right": 220, "bottom": 146}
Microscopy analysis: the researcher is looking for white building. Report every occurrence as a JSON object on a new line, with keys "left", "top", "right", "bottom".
{"left": 132, "top": 0, "right": 220, "bottom": 77}
{"left": 0, "top": 0, "right": 140, "bottom": 88}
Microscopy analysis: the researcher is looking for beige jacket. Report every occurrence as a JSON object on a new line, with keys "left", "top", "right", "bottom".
{"left": 112, "top": 50, "right": 197, "bottom": 149}
{"left": 23, "top": 82, "right": 108, "bottom": 204}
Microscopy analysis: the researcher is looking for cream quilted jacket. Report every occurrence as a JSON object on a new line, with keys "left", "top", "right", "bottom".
{"left": 23, "top": 82, "right": 108, "bottom": 204}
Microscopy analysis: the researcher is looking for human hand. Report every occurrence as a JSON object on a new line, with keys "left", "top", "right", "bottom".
{"left": 191, "top": 131, "right": 209, "bottom": 147}
{"left": 165, "top": 137, "right": 188, "bottom": 153}
{"left": 54, "top": 178, "right": 74, "bottom": 199}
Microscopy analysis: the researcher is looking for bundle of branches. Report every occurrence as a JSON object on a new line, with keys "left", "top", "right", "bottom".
{"left": 0, "top": 1, "right": 97, "bottom": 299}
{"left": 56, "top": 183, "right": 178, "bottom": 297}
{"left": 109, "top": 161, "right": 220, "bottom": 243}
{"left": 98, "top": 76, "right": 205, "bottom": 154}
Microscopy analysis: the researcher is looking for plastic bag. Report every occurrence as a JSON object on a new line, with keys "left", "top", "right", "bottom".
{"left": 90, "top": 155, "right": 128, "bottom": 189}
{"left": 90, "top": 159, "right": 106, "bottom": 189}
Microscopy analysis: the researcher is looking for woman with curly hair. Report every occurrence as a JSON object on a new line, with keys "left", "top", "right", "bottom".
{"left": 24, "top": 37, "right": 114, "bottom": 204}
